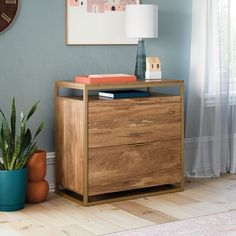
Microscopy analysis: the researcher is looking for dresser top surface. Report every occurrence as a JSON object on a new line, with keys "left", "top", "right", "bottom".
{"left": 55, "top": 79, "right": 184, "bottom": 91}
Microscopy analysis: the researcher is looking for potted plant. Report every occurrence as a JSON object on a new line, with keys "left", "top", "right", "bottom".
{"left": 0, "top": 98, "right": 44, "bottom": 211}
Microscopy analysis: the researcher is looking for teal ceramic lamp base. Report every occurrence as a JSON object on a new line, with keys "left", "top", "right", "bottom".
{"left": 135, "top": 39, "right": 146, "bottom": 80}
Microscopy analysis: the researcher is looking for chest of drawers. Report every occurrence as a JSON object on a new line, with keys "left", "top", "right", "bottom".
{"left": 55, "top": 80, "right": 184, "bottom": 206}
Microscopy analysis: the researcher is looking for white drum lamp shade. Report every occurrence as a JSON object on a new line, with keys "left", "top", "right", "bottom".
{"left": 125, "top": 4, "right": 158, "bottom": 80}
{"left": 125, "top": 5, "right": 158, "bottom": 39}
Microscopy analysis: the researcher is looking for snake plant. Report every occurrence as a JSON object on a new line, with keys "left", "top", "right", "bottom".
{"left": 0, "top": 98, "right": 44, "bottom": 170}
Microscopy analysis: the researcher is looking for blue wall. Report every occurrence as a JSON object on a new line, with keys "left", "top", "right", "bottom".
{"left": 0, "top": 0, "right": 192, "bottom": 151}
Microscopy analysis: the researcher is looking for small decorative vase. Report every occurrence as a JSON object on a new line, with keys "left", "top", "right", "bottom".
{"left": 26, "top": 150, "right": 49, "bottom": 203}
{"left": 27, "top": 150, "right": 46, "bottom": 182}
{"left": 26, "top": 180, "right": 49, "bottom": 203}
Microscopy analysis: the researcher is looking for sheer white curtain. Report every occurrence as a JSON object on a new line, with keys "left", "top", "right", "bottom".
{"left": 185, "top": 0, "right": 236, "bottom": 177}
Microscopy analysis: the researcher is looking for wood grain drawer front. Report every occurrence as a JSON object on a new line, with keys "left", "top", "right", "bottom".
{"left": 88, "top": 96, "right": 181, "bottom": 148}
{"left": 56, "top": 97, "right": 84, "bottom": 195}
{"left": 88, "top": 140, "right": 181, "bottom": 196}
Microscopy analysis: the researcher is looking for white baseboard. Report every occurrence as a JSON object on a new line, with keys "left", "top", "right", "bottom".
{"left": 46, "top": 152, "right": 56, "bottom": 193}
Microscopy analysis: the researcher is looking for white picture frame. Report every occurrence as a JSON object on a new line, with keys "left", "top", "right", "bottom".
{"left": 66, "top": 0, "right": 139, "bottom": 45}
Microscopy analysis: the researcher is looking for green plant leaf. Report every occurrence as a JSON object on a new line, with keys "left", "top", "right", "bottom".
{"left": 0, "top": 126, "right": 2, "bottom": 147}
{"left": 0, "top": 108, "right": 6, "bottom": 120}
{"left": 20, "top": 113, "right": 26, "bottom": 137}
{"left": 21, "top": 129, "right": 32, "bottom": 154}
{"left": 34, "top": 122, "right": 44, "bottom": 139}
{"left": 0, "top": 127, "right": 9, "bottom": 170}
{"left": 20, "top": 112, "right": 24, "bottom": 122}
{"left": 0, "top": 125, "right": 7, "bottom": 169}
{"left": 1, "top": 117, "right": 13, "bottom": 165}
{"left": 0, "top": 162, "right": 5, "bottom": 170}
{"left": 11, "top": 97, "right": 16, "bottom": 151}
{"left": 2, "top": 118, "right": 11, "bottom": 146}
{"left": 9, "top": 134, "right": 22, "bottom": 170}
{"left": 26, "top": 101, "right": 40, "bottom": 121}
{"left": 16, "top": 143, "right": 37, "bottom": 169}
{"left": 0, "top": 135, "right": 7, "bottom": 170}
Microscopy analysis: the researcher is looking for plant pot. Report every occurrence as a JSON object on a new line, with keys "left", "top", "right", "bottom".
{"left": 0, "top": 168, "right": 27, "bottom": 212}
{"left": 27, "top": 149, "right": 46, "bottom": 182}
{"left": 26, "top": 180, "right": 49, "bottom": 203}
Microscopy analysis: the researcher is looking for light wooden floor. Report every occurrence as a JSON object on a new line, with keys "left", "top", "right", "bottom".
{"left": 1, "top": 174, "right": 236, "bottom": 236}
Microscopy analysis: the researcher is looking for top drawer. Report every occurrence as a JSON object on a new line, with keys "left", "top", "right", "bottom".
{"left": 88, "top": 95, "right": 181, "bottom": 148}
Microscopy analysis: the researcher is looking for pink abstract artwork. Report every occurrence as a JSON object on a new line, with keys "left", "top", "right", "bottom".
{"left": 70, "top": 0, "right": 137, "bottom": 12}
{"left": 70, "top": 0, "right": 80, "bottom": 6}
{"left": 87, "top": 0, "right": 105, "bottom": 13}
{"left": 67, "top": 0, "right": 139, "bottom": 44}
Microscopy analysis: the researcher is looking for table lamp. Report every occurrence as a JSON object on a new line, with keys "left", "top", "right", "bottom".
{"left": 125, "top": 4, "right": 158, "bottom": 80}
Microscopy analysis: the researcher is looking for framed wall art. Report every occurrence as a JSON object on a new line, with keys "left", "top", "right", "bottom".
{"left": 66, "top": 0, "right": 139, "bottom": 45}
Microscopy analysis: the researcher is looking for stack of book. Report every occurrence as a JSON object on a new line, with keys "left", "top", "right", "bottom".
{"left": 75, "top": 74, "right": 149, "bottom": 99}
{"left": 74, "top": 74, "right": 136, "bottom": 84}
{"left": 98, "top": 90, "right": 149, "bottom": 99}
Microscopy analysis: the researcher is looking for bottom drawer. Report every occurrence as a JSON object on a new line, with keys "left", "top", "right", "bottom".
{"left": 88, "top": 140, "right": 182, "bottom": 196}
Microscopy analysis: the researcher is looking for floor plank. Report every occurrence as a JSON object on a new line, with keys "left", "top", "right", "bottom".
{"left": 83, "top": 204, "right": 154, "bottom": 230}
{"left": 111, "top": 201, "right": 177, "bottom": 224}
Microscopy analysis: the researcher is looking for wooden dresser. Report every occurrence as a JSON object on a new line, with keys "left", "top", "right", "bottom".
{"left": 55, "top": 80, "right": 184, "bottom": 206}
